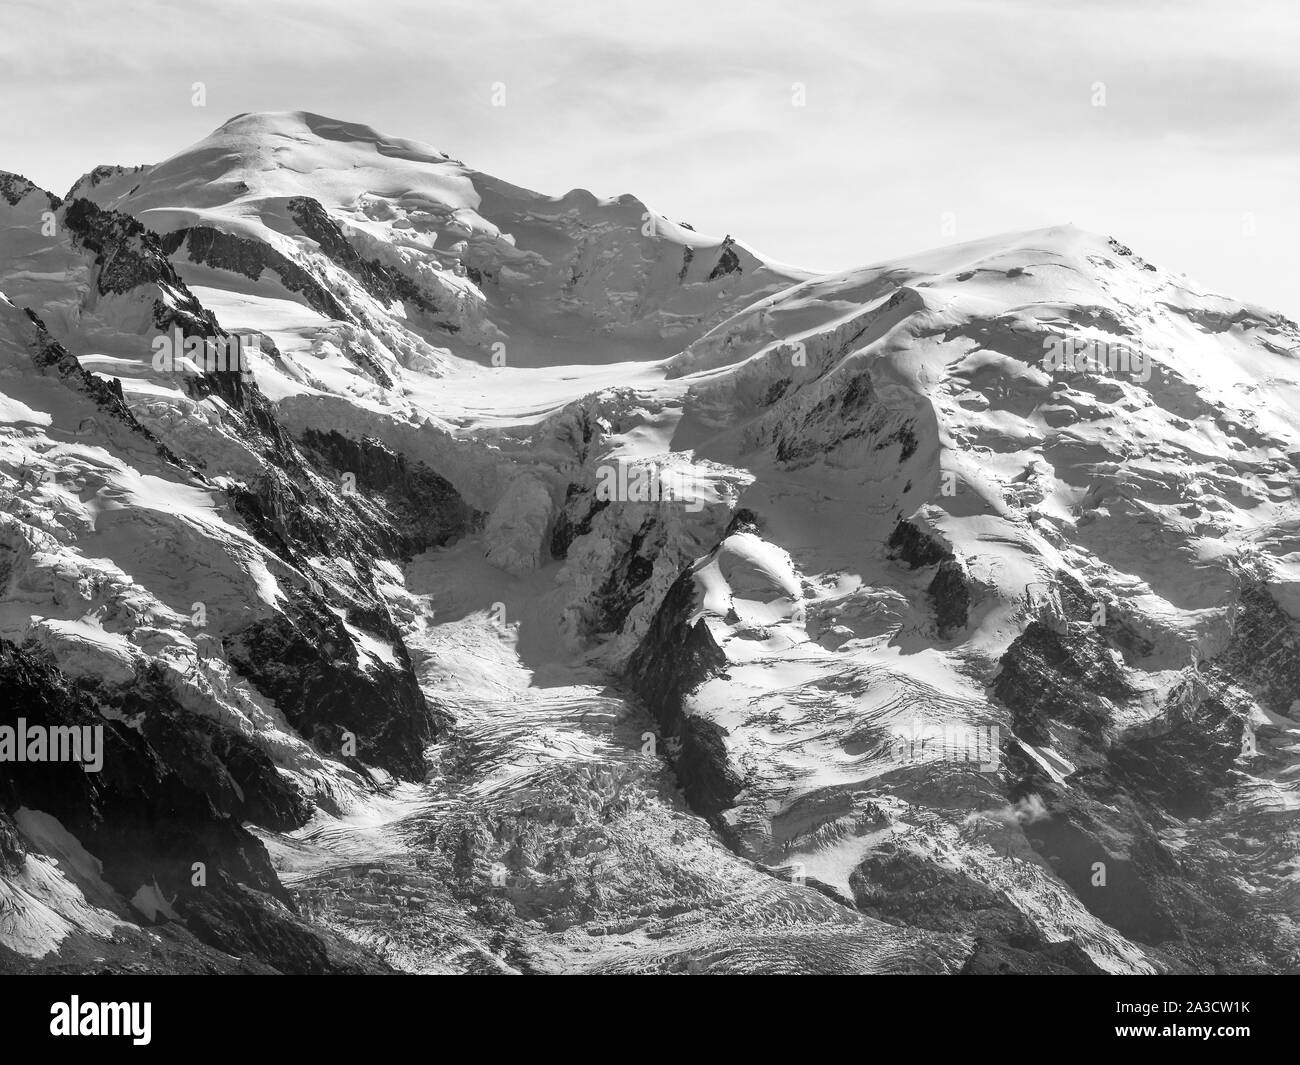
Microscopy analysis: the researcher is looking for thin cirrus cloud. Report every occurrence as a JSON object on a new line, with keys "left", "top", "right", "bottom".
{"left": 0, "top": 0, "right": 1295, "bottom": 316}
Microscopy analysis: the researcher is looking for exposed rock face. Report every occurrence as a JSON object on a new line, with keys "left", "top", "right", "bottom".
{"left": 849, "top": 844, "right": 1104, "bottom": 974}
{"left": 0, "top": 641, "right": 286, "bottom": 902}
{"left": 64, "top": 198, "right": 206, "bottom": 315}
{"left": 0, "top": 642, "right": 390, "bottom": 973}
{"left": 50, "top": 213, "right": 472, "bottom": 779}
{"left": 773, "top": 369, "right": 919, "bottom": 467}
{"left": 623, "top": 569, "right": 740, "bottom": 827}
{"left": 172, "top": 870, "right": 394, "bottom": 974}
{"left": 706, "top": 238, "right": 742, "bottom": 282}
{"left": 982, "top": 560, "right": 1299, "bottom": 972}
{"left": 59, "top": 198, "right": 273, "bottom": 420}
{"left": 928, "top": 560, "right": 969, "bottom": 636}
{"left": 1213, "top": 583, "right": 1300, "bottom": 718}
{"left": 993, "top": 621, "right": 1134, "bottom": 745}
{"left": 161, "top": 225, "right": 354, "bottom": 324}
{"left": 1108, "top": 685, "right": 1241, "bottom": 819}
{"left": 580, "top": 515, "right": 661, "bottom": 638}
{"left": 226, "top": 589, "right": 432, "bottom": 780}
{"left": 288, "top": 195, "right": 452, "bottom": 329}
{"left": 298, "top": 428, "right": 480, "bottom": 560}
{"left": 538, "top": 400, "right": 734, "bottom": 661}
{"left": 212, "top": 431, "right": 477, "bottom": 782}
{"left": 888, "top": 518, "right": 969, "bottom": 636}
{"left": 549, "top": 482, "right": 609, "bottom": 560}
{"left": 887, "top": 517, "right": 952, "bottom": 568}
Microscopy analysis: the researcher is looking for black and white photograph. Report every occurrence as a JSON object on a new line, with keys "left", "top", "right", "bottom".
{"left": 0, "top": 0, "right": 1295, "bottom": 1041}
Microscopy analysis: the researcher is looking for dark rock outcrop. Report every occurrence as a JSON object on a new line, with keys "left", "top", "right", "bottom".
{"left": 225, "top": 589, "right": 432, "bottom": 781}
{"left": 993, "top": 621, "right": 1133, "bottom": 746}
{"left": 288, "top": 196, "right": 450, "bottom": 329}
{"left": 298, "top": 428, "right": 478, "bottom": 560}
{"left": 929, "top": 559, "right": 969, "bottom": 637}
{"left": 624, "top": 568, "right": 741, "bottom": 828}
{"left": 888, "top": 518, "right": 969, "bottom": 635}
{"left": 990, "top": 579, "right": 1292, "bottom": 969}
{"left": 174, "top": 871, "right": 393, "bottom": 975}
{"left": 1212, "top": 582, "right": 1300, "bottom": 718}
{"left": 887, "top": 517, "right": 952, "bottom": 568}
{"left": 848, "top": 844, "right": 1103, "bottom": 974}
{"left": 0, "top": 641, "right": 388, "bottom": 972}
{"left": 0, "top": 643, "right": 293, "bottom": 903}
{"left": 64, "top": 198, "right": 205, "bottom": 313}
{"left": 549, "top": 482, "right": 609, "bottom": 560}
{"left": 161, "top": 224, "right": 354, "bottom": 324}
{"left": 706, "top": 238, "right": 741, "bottom": 281}
{"left": 61, "top": 198, "right": 270, "bottom": 416}
{"left": 774, "top": 370, "right": 918, "bottom": 466}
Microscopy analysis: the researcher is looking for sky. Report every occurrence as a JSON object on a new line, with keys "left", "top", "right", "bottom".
{"left": 2, "top": 0, "right": 1297, "bottom": 317}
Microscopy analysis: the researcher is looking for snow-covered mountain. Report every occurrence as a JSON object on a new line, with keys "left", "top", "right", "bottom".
{"left": 0, "top": 113, "right": 1295, "bottom": 974}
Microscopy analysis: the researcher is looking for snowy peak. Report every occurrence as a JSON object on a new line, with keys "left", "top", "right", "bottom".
{"left": 70, "top": 111, "right": 806, "bottom": 369}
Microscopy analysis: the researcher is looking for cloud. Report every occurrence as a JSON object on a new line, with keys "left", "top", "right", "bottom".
{"left": 1, "top": 0, "right": 1295, "bottom": 315}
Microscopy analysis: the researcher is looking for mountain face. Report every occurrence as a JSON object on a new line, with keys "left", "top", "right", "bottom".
{"left": 0, "top": 112, "right": 1296, "bottom": 975}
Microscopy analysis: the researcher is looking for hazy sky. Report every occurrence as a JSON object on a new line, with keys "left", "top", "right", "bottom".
{"left": 3, "top": 0, "right": 1297, "bottom": 316}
